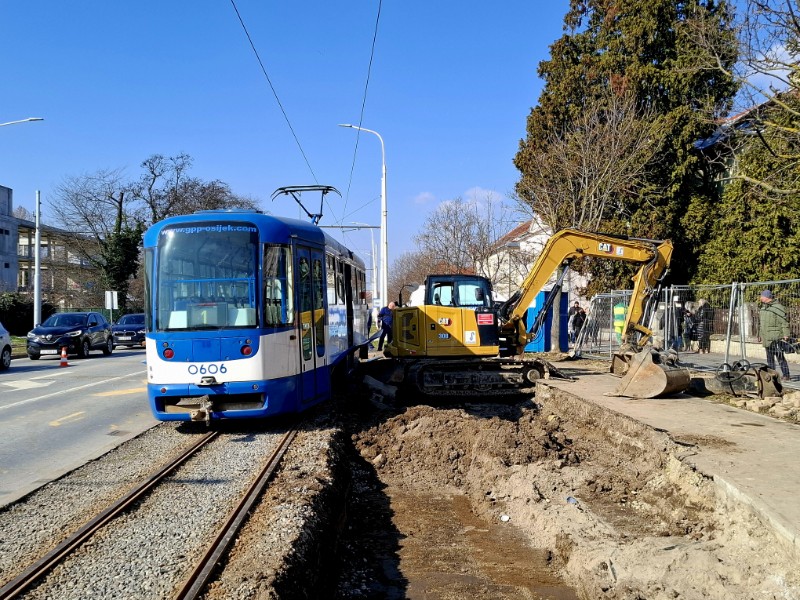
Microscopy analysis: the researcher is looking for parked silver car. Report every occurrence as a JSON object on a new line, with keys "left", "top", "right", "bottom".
{"left": 0, "top": 321, "right": 11, "bottom": 371}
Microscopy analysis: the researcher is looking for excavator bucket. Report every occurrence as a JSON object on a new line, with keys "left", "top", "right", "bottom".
{"left": 703, "top": 364, "right": 782, "bottom": 398}
{"left": 610, "top": 350, "right": 634, "bottom": 376}
{"left": 613, "top": 348, "right": 691, "bottom": 398}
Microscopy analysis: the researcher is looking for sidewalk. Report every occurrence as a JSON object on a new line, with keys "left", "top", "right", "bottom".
{"left": 545, "top": 359, "right": 800, "bottom": 557}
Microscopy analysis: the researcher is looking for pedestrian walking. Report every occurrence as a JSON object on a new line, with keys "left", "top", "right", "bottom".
{"left": 568, "top": 301, "right": 580, "bottom": 318}
{"left": 377, "top": 301, "right": 396, "bottom": 351}
{"left": 759, "top": 289, "right": 791, "bottom": 381}
{"left": 681, "top": 307, "right": 695, "bottom": 352}
{"left": 695, "top": 299, "right": 713, "bottom": 353}
{"left": 569, "top": 306, "right": 586, "bottom": 346}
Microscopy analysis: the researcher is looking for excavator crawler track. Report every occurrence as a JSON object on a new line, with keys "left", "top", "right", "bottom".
{"left": 401, "top": 357, "right": 570, "bottom": 398}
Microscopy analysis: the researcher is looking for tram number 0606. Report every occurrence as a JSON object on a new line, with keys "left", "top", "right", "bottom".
{"left": 188, "top": 363, "right": 228, "bottom": 375}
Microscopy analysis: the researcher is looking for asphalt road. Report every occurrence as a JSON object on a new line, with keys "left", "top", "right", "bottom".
{"left": 0, "top": 347, "right": 158, "bottom": 507}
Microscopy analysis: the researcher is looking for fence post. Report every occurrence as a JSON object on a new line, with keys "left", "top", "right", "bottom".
{"left": 738, "top": 283, "right": 748, "bottom": 362}
{"left": 724, "top": 282, "right": 738, "bottom": 368}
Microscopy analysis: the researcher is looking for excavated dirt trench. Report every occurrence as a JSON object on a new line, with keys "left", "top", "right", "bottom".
{"left": 328, "top": 377, "right": 800, "bottom": 599}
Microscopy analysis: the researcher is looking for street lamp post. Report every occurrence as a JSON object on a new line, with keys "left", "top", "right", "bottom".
{"left": 348, "top": 222, "right": 379, "bottom": 307}
{"left": 34, "top": 191, "right": 41, "bottom": 326}
{"left": 0, "top": 117, "right": 44, "bottom": 128}
{"left": 339, "top": 124, "right": 388, "bottom": 306}
{"left": 0, "top": 117, "right": 44, "bottom": 325}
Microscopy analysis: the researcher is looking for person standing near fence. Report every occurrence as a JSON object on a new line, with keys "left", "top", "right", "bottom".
{"left": 759, "top": 289, "right": 791, "bottom": 381}
{"left": 695, "top": 299, "right": 712, "bottom": 353}
{"left": 681, "top": 306, "right": 695, "bottom": 352}
{"left": 613, "top": 301, "right": 627, "bottom": 344}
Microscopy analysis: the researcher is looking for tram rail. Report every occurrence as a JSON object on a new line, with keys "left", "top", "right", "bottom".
{"left": 0, "top": 428, "right": 297, "bottom": 600}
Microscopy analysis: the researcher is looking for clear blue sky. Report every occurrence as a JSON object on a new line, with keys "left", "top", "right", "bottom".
{"left": 1, "top": 1, "right": 568, "bottom": 273}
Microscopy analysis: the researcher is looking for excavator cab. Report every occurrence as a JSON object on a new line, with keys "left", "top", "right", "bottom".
{"left": 389, "top": 274, "right": 501, "bottom": 358}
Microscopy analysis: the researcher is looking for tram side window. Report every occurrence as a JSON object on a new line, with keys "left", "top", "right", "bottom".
{"left": 264, "top": 245, "right": 294, "bottom": 326}
{"left": 360, "top": 271, "right": 367, "bottom": 304}
{"left": 312, "top": 258, "right": 324, "bottom": 309}
{"left": 336, "top": 260, "right": 346, "bottom": 305}
{"left": 326, "top": 255, "right": 336, "bottom": 306}
{"left": 298, "top": 257, "right": 312, "bottom": 313}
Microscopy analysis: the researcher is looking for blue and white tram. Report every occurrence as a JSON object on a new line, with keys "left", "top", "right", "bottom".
{"left": 143, "top": 210, "right": 369, "bottom": 421}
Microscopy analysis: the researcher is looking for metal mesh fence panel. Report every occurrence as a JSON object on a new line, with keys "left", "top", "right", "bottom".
{"left": 543, "top": 276, "right": 800, "bottom": 387}
{"left": 653, "top": 285, "right": 735, "bottom": 354}
{"left": 574, "top": 290, "right": 631, "bottom": 359}
{"left": 733, "top": 280, "right": 800, "bottom": 376}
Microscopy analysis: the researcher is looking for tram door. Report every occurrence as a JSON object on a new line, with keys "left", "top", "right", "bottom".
{"left": 296, "top": 246, "right": 327, "bottom": 405}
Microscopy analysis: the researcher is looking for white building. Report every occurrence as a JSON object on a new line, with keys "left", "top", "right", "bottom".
{"left": 489, "top": 217, "right": 587, "bottom": 305}
{"left": 0, "top": 185, "right": 98, "bottom": 301}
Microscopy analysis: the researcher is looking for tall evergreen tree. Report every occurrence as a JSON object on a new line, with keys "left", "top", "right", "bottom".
{"left": 515, "top": 0, "right": 739, "bottom": 289}
{"left": 697, "top": 100, "right": 800, "bottom": 282}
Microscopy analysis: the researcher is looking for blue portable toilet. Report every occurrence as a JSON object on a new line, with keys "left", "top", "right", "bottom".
{"left": 524, "top": 291, "right": 569, "bottom": 352}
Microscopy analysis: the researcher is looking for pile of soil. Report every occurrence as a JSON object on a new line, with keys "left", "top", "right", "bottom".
{"left": 331, "top": 383, "right": 800, "bottom": 599}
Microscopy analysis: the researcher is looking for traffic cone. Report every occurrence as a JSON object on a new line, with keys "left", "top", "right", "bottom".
{"left": 60, "top": 347, "right": 69, "bottom": 367}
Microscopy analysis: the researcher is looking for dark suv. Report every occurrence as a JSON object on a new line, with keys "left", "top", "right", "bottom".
{"left": 27, "top": 312, "right": 113, "bottom": 359}
{"left": 112, "top": 313, "right": 146, "bottom": 348}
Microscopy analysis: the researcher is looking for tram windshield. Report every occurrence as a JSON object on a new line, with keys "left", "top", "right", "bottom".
{"left": 155, "top": 223, "right": 260, "bottom": 331}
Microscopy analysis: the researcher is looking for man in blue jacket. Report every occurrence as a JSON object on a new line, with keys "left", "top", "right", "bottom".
{"left": 377, "top": 302, "right": 395, "bottom": 351}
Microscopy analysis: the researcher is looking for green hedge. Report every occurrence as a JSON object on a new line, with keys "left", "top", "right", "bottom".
{"left": 0, "top": 293, "right": 56, "bottom": 336}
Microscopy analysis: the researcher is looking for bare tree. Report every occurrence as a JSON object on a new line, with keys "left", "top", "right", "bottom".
{"left": 49, "top": 169, "right": 144, "bottom": 310}
{"left": 46, "top": 155, "right": 260, "bottom": 310}
{"left": 132, "top": 153, "right": 193, "bottom": 224}
{"left": 388, "top": 250, "right": 439, "bottom": 305}
{"left": 13, "top": 205, "right": 32, "bottom": 221}
{"left": 686, "top": 0, "right": 800, "bottom": 193}
{"left": 515, "top": 92, "right": 658, "bottom": 232}
{"left": 170, "top": 179, "right": 259, "bottom": 216}
{"left": 50, "top": 169, "right": 128, "bottom": 241}
{"left": 413, "top": 194, "right": 515, "bottom": 276}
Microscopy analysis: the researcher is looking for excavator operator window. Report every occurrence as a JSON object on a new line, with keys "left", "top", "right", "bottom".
{"left": 456, "top": 282, "right": 491, "bottom": 307}
{"left": 433, "top": 283, "right": 454, "bottom": 306}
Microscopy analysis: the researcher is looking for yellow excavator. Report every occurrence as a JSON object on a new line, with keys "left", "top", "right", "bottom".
{"left": 383, "top": 228, "right": 690, "bottom": 398}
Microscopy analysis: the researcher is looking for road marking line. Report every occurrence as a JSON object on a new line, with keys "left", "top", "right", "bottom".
{"left": 94, "top": 387, "right": 146, "bottom": 397}
{"left": 49, "top": 412, "right": 85, "bottom": 426}
{"left": 0, "top": 370, "right": 145, "bottom": 412}
{"left": 1, "top": 379, "right": 56, "bottom": 390}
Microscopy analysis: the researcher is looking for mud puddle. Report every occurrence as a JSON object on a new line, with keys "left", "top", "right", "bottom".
{"left": 391, "top": 490, "right": 577, "bottom": 599}
{"left": 332, "top": 385, "right": 800, "bottom": 599}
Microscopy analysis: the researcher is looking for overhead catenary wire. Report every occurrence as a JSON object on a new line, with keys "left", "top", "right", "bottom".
{"left": 341, "top": 0, "right": 383, "bottom": 218}
{"left": 229, "top": 1, "right": 350, "bottom": 227}
{"left": 229, "top": 0, "right": 318, "bottom": 185}
{"left": 229, "top": 0, "right": 382, "bottom": 232}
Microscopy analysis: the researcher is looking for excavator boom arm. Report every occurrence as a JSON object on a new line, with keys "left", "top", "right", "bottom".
{"left": 505, "top": 229, "right": 672, "bottom": 347}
